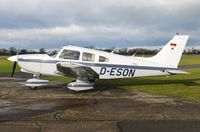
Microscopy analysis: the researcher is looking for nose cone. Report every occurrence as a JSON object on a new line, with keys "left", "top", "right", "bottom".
{"left": 8, "top": 55, "right": 18, "bottom": 62}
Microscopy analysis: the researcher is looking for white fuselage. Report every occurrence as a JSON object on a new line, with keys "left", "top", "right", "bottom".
{"left": 16, "top": 45, "right": 170, "bottom": 79}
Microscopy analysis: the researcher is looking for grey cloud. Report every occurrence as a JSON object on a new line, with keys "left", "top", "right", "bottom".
{"left": 0, "top": 0, "right": 199, "bottom": 49}
{"left": 0, "top": 0, "right": 199, "bottom": 28}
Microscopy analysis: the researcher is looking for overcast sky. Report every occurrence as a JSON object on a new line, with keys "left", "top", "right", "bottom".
{"left": 0, "top": 0, "right": 199, "bottom": 49}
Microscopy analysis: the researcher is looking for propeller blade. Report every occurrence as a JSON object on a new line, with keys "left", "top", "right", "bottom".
{"left": 11, "top": 61, "right": 17, "bottom": 77}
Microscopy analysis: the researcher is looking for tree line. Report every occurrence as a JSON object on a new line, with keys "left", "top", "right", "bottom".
{"left": 0, "top": 47, "right": 200, "bottom": 56}
{"left": 100, "top": 47, "right": 200, "bottom": 55}
{"left": 0, "top": 47, "right": 46, "bottom": 55}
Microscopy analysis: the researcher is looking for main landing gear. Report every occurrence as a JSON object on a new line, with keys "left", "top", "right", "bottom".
{"left": 67, "top": 80, "right": 94, "bottom": 91}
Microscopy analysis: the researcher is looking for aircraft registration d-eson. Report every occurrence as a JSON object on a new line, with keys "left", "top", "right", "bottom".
{"left": 8, "top": 34, "right": 189, "bottom": 91}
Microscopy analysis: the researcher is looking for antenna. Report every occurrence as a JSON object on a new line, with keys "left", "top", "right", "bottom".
{"left": 132, "top": 49, "right": 139, "bottom": 57}
{"left": 111, "top": 48, "right": 117, "bottom": 54}
{"left": 16, "top": 50, "right": 19, "bottom": 62}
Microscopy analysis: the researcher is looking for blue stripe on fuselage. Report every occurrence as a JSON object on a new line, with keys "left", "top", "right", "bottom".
{"left": 17, "top": 58, "right": 177, "bottom": 71}
{"left": 18, "top": 58, "right": 59, "bottom": 63}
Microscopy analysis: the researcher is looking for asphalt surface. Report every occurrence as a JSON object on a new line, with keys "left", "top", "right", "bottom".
{"left": 0, "top": 73, "right": 200, "bottom": 132}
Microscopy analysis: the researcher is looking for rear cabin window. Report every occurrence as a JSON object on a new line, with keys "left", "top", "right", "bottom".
{"left": 82, "top": 52, "right": 95, "bottom": 62}
{"left": 59, "top": 49, "right": 80, "bottom": 60}
{"left": 99, "top": 56, "right": 109, "bottom": 62}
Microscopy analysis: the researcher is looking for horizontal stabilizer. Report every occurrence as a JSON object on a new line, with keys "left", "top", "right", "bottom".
{"left": 167, "top": 70, "right": 189, "bottom": 75}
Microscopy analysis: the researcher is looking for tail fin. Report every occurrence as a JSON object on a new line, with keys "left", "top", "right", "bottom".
{"left": 149, "top": 35, "right": 189, "bottom": 68}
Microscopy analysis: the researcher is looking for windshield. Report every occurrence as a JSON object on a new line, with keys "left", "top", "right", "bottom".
{"left": 59, "top": 49, "right": 80, "bottom": 60}
{"left": 47, "top": 49, "right": 60, "bottom": 58}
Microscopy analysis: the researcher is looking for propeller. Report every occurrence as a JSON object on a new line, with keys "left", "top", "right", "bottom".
{"left": 11, "top": 61, "right": 17, "bottom": 77}
{"left": 9, "top": 51, "right": 18, "bottom": 77}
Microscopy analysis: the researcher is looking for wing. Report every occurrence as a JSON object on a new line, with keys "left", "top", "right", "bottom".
{"left": 56, "top": 62, "right": 99, "bottom": 82}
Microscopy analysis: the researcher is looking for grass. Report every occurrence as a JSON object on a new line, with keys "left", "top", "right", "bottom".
{"left": 179, "top": 54, "right": 200, "bottom": 65}
{"left": 124, "top": 69, "right": 200, "bottom": 100}
{"left": 1, "top": 55, "right": 200, "bottom": 100}
{"left": 0, "top": 56, "right": 20, "bottom": 73}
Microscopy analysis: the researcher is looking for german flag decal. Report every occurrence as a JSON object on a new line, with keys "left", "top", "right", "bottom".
{"left": 170, "top": 43, "right": 176, "bottom": 50}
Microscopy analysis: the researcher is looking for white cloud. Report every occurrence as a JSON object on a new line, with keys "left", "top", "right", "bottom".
{"left": 0, "top": 25, "right": 86, "bottom": 40}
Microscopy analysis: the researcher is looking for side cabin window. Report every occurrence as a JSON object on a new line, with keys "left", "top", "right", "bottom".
{"left": 82, "top": 52, "right": 95, "bottom": 62}
{"left": 59, "top": 49, "right": 80, "bottom": 60}
{"left": 99, "top": 56, "right": 109, "bottom": 62}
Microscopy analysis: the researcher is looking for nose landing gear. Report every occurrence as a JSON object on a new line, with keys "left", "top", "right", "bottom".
{"left": 25, "top": 74, "right": 49, "bottom": 90}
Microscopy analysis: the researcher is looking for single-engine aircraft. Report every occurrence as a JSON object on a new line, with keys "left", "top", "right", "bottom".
{"left": 8, "top": 34, "right": 189, "bottom": 91}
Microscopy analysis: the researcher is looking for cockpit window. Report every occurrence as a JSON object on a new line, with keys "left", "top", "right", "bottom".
{"left": 99, "top": 56, "right": 109, "bottom": 62}
{"left": 47, "top": 50, "right": 60, "bottom": 58}
{"left": 59, "top": 49, "right": 80, "bottom": 60}
{"left": 82, "top": 52, "right": 95, "bottom": 62}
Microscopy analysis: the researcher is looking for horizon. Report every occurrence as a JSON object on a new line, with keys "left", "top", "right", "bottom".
{"left": 1, "top": 45, "right": 200, "bottom": 51}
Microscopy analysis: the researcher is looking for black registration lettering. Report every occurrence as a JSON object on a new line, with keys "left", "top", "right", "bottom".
{"left": 100, "top": 67, "right": 135, "bottom": 77}
{"left": 100, "top": 67, "right": 106, "bottom": 75}
{"left": 129, "top": 69, "right": 136, "bottom": 77}
{"left": 110, "top": 68, "right": 116, "bottom": 76}
{"left": 123, "top": 69, "right": 129, "bottom": 76}
{"left": 116, "top": 68, "right": 122, "bottom": 76}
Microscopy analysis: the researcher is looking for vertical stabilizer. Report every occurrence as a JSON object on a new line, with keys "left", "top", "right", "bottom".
{"left": 149, "top": 35, "right": 189, "bottom": 68}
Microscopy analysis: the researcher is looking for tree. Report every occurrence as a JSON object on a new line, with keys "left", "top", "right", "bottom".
{"left": 20, "top": 49, "right": 28, "bottom": 54}
{"left": 9, "top": 47, "right": 17, "bottom": 55}
{"left": 84, "top": 46, "right": 95, "bottom": 49}
{"left": 0, "top": 49, "right": 9, "bottom": 55}
{"left": 39, "top": 48, "right": 46, "bottom": 54}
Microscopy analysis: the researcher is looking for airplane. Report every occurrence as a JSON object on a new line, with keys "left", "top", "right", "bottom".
{"left": 8, "top": 34, "right": 189, "bottom": 91}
